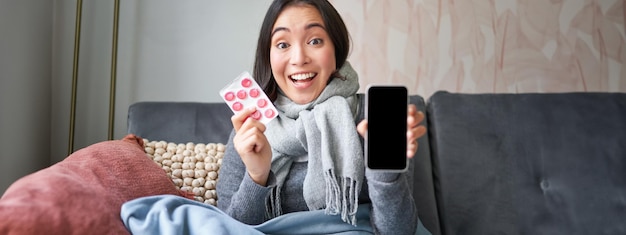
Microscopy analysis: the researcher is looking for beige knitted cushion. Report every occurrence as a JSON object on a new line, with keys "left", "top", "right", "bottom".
{"left": 143, "top": 139, "right": 225, "bottom": 206}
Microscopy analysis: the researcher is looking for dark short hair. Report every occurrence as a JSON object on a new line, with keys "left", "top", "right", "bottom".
{"left": 253, "top": 0, "right": 351, "bottom": 101}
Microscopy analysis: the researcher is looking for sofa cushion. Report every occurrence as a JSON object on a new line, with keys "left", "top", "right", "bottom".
{"left": 427, "top": 91, "right": 626, "bottom": 235}
{"left": 143, "top": 139, "right": 225, "bottom": 206}
{"left": 0, "top": 134, "right": 185, "bottom": 235}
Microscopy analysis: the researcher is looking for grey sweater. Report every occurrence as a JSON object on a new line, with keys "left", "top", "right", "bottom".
{"left": 216, "top": 95, "right": 419, "bottom": 235}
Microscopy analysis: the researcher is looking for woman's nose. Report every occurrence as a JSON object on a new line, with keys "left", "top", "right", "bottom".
{"left": 289, "top": 44, "right": 310, "bottom": 65}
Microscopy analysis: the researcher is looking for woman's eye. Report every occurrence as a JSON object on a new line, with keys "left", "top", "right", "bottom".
{"left": 309, "top": 38, "right": 323, "bottom": 45}
{"left": 276, "top": 42, "right": 289, "bottom": 49}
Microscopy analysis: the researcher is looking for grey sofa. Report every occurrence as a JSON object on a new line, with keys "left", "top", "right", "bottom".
{"left": 127, "top": 91, "right": 626, "bottom": 235}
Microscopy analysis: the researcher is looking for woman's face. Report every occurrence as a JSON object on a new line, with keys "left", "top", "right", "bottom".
{"left": 270, "top": 4, "right": 336, "bottom": 104}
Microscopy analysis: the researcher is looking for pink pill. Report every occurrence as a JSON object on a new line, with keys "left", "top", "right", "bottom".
{"left": 249, "top": 88, "right": 260, "bottom": 98}
{"left": 265, "top": 109, "right": 276, "bottom": 118}
{"left": 237, "top": 89, "right": 247, "bottom": 99}
{"left": 257, "top": 98, "right": 268, "bottom": 108}
{"left": 224, "top": 92, "right": 235, "bottom": 101}
{"left": 232, "top": 102, "right": 243, "bottom": 111}
{"left": 251, "top": 110, "right": 262, "bottom": 120}
{"left": 241, "top": 78, "right": 252, "bottom": 88}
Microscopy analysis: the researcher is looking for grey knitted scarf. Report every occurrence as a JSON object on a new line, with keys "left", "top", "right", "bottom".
{"left": 264, "top": 62, "right": 364, "bottom": 225}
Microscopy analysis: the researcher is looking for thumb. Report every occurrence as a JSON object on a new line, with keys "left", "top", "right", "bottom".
{"left": 357, "top": 119, "right": 368, "bottom": 138}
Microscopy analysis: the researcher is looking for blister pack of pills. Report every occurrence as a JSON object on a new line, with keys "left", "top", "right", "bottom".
{"left": 219, "top": 71, "right": 278, "bottom": 124}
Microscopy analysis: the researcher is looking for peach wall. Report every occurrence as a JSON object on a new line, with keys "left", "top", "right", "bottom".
{"left": 330, "top": 0, "right": 626, "bottom": 99}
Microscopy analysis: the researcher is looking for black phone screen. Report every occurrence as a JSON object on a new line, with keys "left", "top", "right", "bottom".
{"left": 365, "top": 86, "right": 408, "bottom": 171}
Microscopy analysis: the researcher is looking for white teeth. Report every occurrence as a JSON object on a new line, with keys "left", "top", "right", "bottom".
{"left": 290, "top": 73, "right": 316, "bottom": 80}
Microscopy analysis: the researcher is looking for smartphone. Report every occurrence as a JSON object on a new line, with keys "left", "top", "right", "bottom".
{"left": 365, "top": 85, "right": 408, "bottom": 172}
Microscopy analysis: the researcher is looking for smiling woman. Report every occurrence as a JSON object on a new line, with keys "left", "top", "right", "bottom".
{"left": 119, "top": 0, "right": 430, "bottom": 234}
{"left": 268, "top": 4, "right": 336, "bottom": 104}
{"left": 253, "top": 0, "right": 350, "bottom": 103}
{"left": 213, "top": 0, "right": 428, "bottom": 233}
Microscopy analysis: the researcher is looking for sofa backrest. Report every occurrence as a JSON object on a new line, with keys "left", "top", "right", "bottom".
{"left": 128, "top": 101, "right": 234, "bottom": 144}
{"left": 426, "top": 91, "right": 626, "bottom": 235}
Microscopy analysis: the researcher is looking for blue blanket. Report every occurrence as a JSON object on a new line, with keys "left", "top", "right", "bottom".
{"left": 120, "top": 195, "right": 430, "bottom": 235}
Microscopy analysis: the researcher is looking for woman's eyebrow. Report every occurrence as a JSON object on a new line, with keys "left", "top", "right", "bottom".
{"left": 271, "top": 22, "right": 326, "bottom": 37}
{"left": 272, "top": 27, "right": 289, "bottom": 37}
{"left": 305, "top": 22, "right": 325, "bottom": 31}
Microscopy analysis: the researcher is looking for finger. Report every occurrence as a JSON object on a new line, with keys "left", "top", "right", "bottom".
{"left": 240, "top": 116, "right": 267, "bottom": 133}
{"left": 357, "top": 120, "right": 368, "bottom": 138}
{"left": 231, "top": 107, "right": 258, "bottom": 132}
{"left": 407, "top": 104, "right": 417, "bottom": 116}
{"left": 415, "top": 110, "right": 425, "bottom": 124}
{"left": 253, "top": 133, "right": 269, "bottom": 153}
{"left": 415, "top": 125, "right": 427, "bottom": 138}
{"left": 407, "top": 139, "right": 418, "bottom": 158}
{"left": 407, "top": 106, "right": 426, "bottom": 128}
{"left": 406, "top": 125, "right": 426, "bottom": 158}
{"left": 407, "top": 105, "right": 420, "bottom": 127}
{"left": 407, "top": 124, "right": 427, "bottom": 141}
{"left": 406, "top": 105, "right": 416, "bottom": 126}
{"left": 234, "top": 126, "right": 266, "bottom": 154}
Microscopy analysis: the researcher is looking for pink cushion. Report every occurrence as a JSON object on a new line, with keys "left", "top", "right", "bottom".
{"left": 0, "top": 134, "right": 186, "bottom": 235}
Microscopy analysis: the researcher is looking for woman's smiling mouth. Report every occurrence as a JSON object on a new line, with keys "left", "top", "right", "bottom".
{"left": 289, "top": 72, "right": 317, "bottom": 83}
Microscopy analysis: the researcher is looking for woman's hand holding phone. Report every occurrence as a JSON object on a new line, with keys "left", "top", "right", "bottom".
{"left": 358, "top": 86, "right": 426, "bottom": 172}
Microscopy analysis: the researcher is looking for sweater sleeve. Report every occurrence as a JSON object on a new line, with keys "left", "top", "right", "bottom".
{"left": 216, "top": 130, "right": 276, "bottom": 225}
{"left": 365, "top": 158, "right": 419, "bottom": 235}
